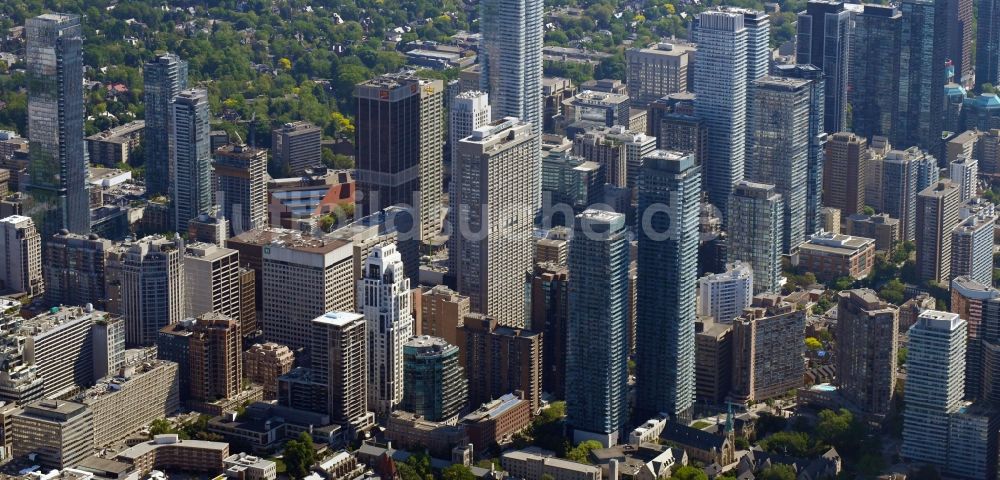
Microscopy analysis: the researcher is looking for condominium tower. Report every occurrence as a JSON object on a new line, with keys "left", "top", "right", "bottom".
{"left": 566, "top": 209, "right": 629, "bottom": 447}
{"left": 450, "top": 119, "right": 538, "bottom": 328}
{"left": 635, "top": 150, "right": 701, "bottom": 420}
{"left": 796, "top": 0, "right": 851, "bottom": 133}
{"left": 143, "top": 53, "right": 188, "bottom": 196}
{"left": 692, "top": 11, "right": 747, "bottom": 220}
{"left": 0, "top": 215, "right": 43, "bottom": 298}
{"left": 358, "top": 243, "right": 414, "bottom": 416}
{"left": 26, "top": 14, "right": 90, "bottom": 236}
{"left": 119, "top": 236, "right": 185, "bottom": 346}
{"left": 478, "top": 0, "right": 543, "bottom": 133}
{"left": 727, "top": 181, "right": 783, "bottom": 295}
{"left": 836, "top": 289, "right": 898, "bottom": 417}
{"left": 213, "top": 144, "right": 268, "bottom": 235}
{"left": 171, "top": 89, "right": 213, "bottom": 231}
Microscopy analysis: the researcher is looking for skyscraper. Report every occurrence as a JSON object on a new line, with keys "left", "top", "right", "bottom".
{"left": 271, "top": 121, "right": 322, "bottom": 176}
{"left": 836, "top": 289, "right": 898, "bottom": 417}
{"left": 943, "top": 0, "right": 974, "bottom": 85}
{"left": 213, "top": 144, "right": 268, "bottom": 236}
{"left": 171, "top": 89, "right": 213, "bottom": 232}
{"left": 731, "top": 294, "right": 806, "bottom": 403}
{"left": 143, "top": 53, "right": 188, "bottom": 196}
{"left": 530, "top": 263, "right": 569, "bottom": 399}
{"left": 902, "top": 310, "right": 966, "bottom": 466}
{"left": 823, "top": 133, "right": 868, "bottom": 216}
{"left": 796, "top": 0, "right": 851, "bottom": 133}
{"left": 882, "top": 149, "right": 921, "bottom": 242}
{"left": 402, "top": 336, "right": 468, "bottom": 422}
{"left": 188, "top": 312, "right": 242, "bottom": 403}
{"left": 728, "top": 181, "right": 783, "bottom": 295}
{"left": 916, "top": 180, "right": 961, "bottom": 283}
{"left": 635, "top": 150, "right": 700, "bottom": 421}
{"left": 951, "top": 213, "right": 996, "bottom": 286}
{"left": 850, "top": 5, "right": 901, "bottom": 141}
{"left": 120, "top": 236, "right": 185, "bottom": 346}
{"left": 450, "top": 119, "right": 538, "bottom": 328}
{"left": 773, "top": 64, "right": 826, "bottom": 235}
{"left": 566, "top": 209, "right": 629, "bottom": 446}
{"left": 479, "top": 0, "right": 543, "bottom": 133}
{"left": 747, "top": 76, "right": 810, "bottom": 252}
{"left": 44, "top": 231, "right": 111, "bottom": 309}
{"left": 183, "top": 243, "right": 241, "bottom": 322}
{"left": 0, "top": 215, "right": 43, "bottom": 298}
{"left": 692, "top": 11, "right": 747, "bottom": 220}
{"left": 897, "top": 0, "right": 947, "bottom": 152}
{"left": 949, "top": 155, "right": 978, "bottom": 202}
{"left": 976, "top": 0, "right": 1000, "bottom": 88}
{"left": 625, "top": 42, "right": 695, "bottom": 108}
{"left": 457, "top": 313, "right": 543, "bottom": 412}
{"left": 355, "top": 73, "right": 444, "bottom": 242}
{"left": 359, "top": 243, "right": 414, "bottom": 416}
{"left": 950, "top": 276, "right": 999, "bottom": 400}
{"left": 698, "top": 261, "right": 753, "bottom": 324}
{"left": 25, "top": 14, "right": 90, "bottom": 237}
{"left": 311, "top": 311, "right": 375, "bottom": 435}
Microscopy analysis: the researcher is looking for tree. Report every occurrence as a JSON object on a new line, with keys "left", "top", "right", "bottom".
{"left": 758, "top": 431, "right": 816, "bottom": 457}
{"left": 805, "top": 337, "right": 822, "bottom": 351}
{"left": 541, "top": 475, "right": 556, "bottom": 480}
{"left": 148, "top": 418, "right": 174, "bottom": 436}
{"left": 862, "top": 205, "right": 876, "bottom": 215}
{"left": 398, "top": 463, "right": 423, "bottom": 480}
{"left": 897, "top": 347, "right": 908, "bottom": 367}
{"left": 441, "top": 464, "right": 476, "bottom": 480}
{"left": 759, "top": 464, "right": 796, "bottom": 480}
{"left": 670, "top": 465, "right": 708, "bottom": 480}
{"left": 283, "top": 432, "right": 316, "bottom": 479}
{"left": 566, "top": 440, "right": 602, "bottom": 463}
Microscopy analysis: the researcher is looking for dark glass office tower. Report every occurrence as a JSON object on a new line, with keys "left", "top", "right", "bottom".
{"left": 850, "top": 5, "right": 901, "bottom": 141}
{"left": 796, "top": 0, "right": 850, "bottom": 133}
{"left": 143, "top": 54, "right": 189, "bottom": 196}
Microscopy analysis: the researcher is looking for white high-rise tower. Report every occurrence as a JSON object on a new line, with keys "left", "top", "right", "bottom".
{"left": 358, "top": 243, "right": 414, "bottom": 416}
{"left": 479, "top": 0, "right": 543, "bottom": 134}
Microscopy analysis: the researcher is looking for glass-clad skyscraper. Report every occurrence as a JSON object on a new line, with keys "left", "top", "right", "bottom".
{"left": 635, "top": 150, "right": 701, "bottom": 421}
{"left": 26, "top": 14, "right": 90, "bottom": 237}
{"left": 143, "top": 53, "right": 188, "bottom": 196}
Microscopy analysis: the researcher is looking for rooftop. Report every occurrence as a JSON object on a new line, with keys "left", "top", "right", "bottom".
{"left": 117, "top": 436, "right": 228, "bottom": 461}
{"left": 313, "top": 311, "right": 364, "bottom": 328}
{"left": 801, "top": 231, "right": 874, "bottom": 253}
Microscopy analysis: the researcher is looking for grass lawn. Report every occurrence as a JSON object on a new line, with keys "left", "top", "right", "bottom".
{"left": 691, "top": 421, "right": 712, "bottom": 430}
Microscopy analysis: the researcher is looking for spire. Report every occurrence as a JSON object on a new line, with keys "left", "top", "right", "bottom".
{"left": 725, "top": 402, "right": 735, "bottom": 433}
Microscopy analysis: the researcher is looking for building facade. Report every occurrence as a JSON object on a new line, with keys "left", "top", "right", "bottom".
{"left": 171, "top": 89, "right": 213, "bottom": 232}
{"left": 401, "top": 335, "right": 468, "bottom": 422}
{"left": 143, "top": 53, "right": 188, "bottom": 196}
{"left": 213, "top": 144, "right": 268, "bottom": 236}
{"left": 727, "top": 181, "right": 783, "bottom": 294}
{"left": 836, "top": 289, "right": 898, "bottom": 417}
{"left": 0, "top": 215, "right": 43, "bottom": 298}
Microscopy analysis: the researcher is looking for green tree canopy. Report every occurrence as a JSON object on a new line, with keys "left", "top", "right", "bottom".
{"left": 283, "top": 432, "right": 316, "bottom": 479}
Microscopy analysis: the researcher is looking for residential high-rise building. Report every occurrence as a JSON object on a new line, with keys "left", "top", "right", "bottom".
{"left": 731, "top": 294, "right": 806, "bottom": 403}
{"left": 916, "top": 180, "right": 961, "bottom": 283}
{"left": 213, "top": 144, "right": 267, "bottom": 236}
{"left": 243, "top": 342, "right": 294, "bottom": 400}
{"left": 359, "top": 243, "right": 414, "bottom": 416}
{"left": 951, "top": 213, "right": 996, "bottom": 286}
{"left": 882, "top": 149, "right": 921, "bottom": 241}
{"left": 901, "top": 310, "right": 966, "bottom": 467}
{"left": 311, "top": 311, "right": 375, "bottom": 435}
{"left": 572, "top": 130, "right": 628, "bottom": 189}
{"left": 951, "top": 276, "right": 999, "bottom": 401}
{"left": 849, "top": 5, "right": 901, "bottom": 141}
{"left": 647, "top": 94, "right": 707, "bottom": 180}
{"left": 44, "top": 231, "right": 111, "bottom": 310}
{"left": 727, "top": 181, "right": 783, "bottom": 295}
{"left": 695, "top": 320, "right": 733, "bottom": 405}
{"left": 478, "top": 0, "right": 543, "bottom": 133}
{"left": 188, "top": 312, "right": 241, "bottom": 403}
{"left": 897, "top": 0, "right": 947, "bottom": 152}
{"left": 530, "top": 262, "right": 569, "bottom": 399}
{"left": 823, "top": 133, "right": 868, "bottom": 216}
{"left": 419, "top": 285, "right": 471, "bottom": 348}
{"left": 171, "top": 89, "right": 213, "bottom": 232}
{"left": 692, "top": 11, "right": 747, "bottom": 219}
{"left": 25, "top": 14, "right": 90, "bottom": 237}
{"left": 747, "top": 76, "right": 810, "bottom": 251}
{"left": 271, "top": 121, "right": 322, "bottom": 176}
{"left": 773, "top": 64, "right": 826, "bottom": 235}
{"left": 402, "top": 335, "right": 468, "bottom": 422}
{"left": 449, "top": 91, "right": 491, "bottom": 173}
{"left": 835, "top": 289, "right": 898, "bottom": 417}
{"left": 261, "top": 230, "right": 353, "bottom": 350}
{"left": 561, "top": 90, "right": 631, "bottom": 131}
{"left": 976, "top": 0, "right": 1000, "bottom": 88}
{"left": 625, "top": 42, "right": 695, "bottom": 108}
{"left": 450, "top": 119, "right": 538, "bottom": 328}
{"left": 949, "top": 155, "right": 977, "bottom": 202}
{"left": 355, "top": 74, "right": 444, "bottom": 242}
{"left": 796, "top": 0, "right": 851, "bottom": 133}
{"left": 0, "top": 215, "right": 43, "bottom": 297}
{"left": 183, "top": 243, "right": 241, "bottom": 323}
{"left": 457, "top": 313, "right": 543, "bottom": 412}
{"left": 188, "top": 210, "right": 228, "bottom": 247}
{"left": 566, "top": 209, "right": 629, "bottom": 446}
{"left": 535, "top": 226, "right": 569, "bottom": 266}
{"left": 143, "top": 53, "right": 188, "bottom": 196}
{"left": 698, "top": 261, "right": 753, "bottom": 324}
{"left": 12, "top": 400, "right": 93, "bottom": 469}
{"left": 635, "top": 150, "right": 700, "bottom": 420}
{"left": 120, "top": 236, "right": 185, "bottom": 346}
